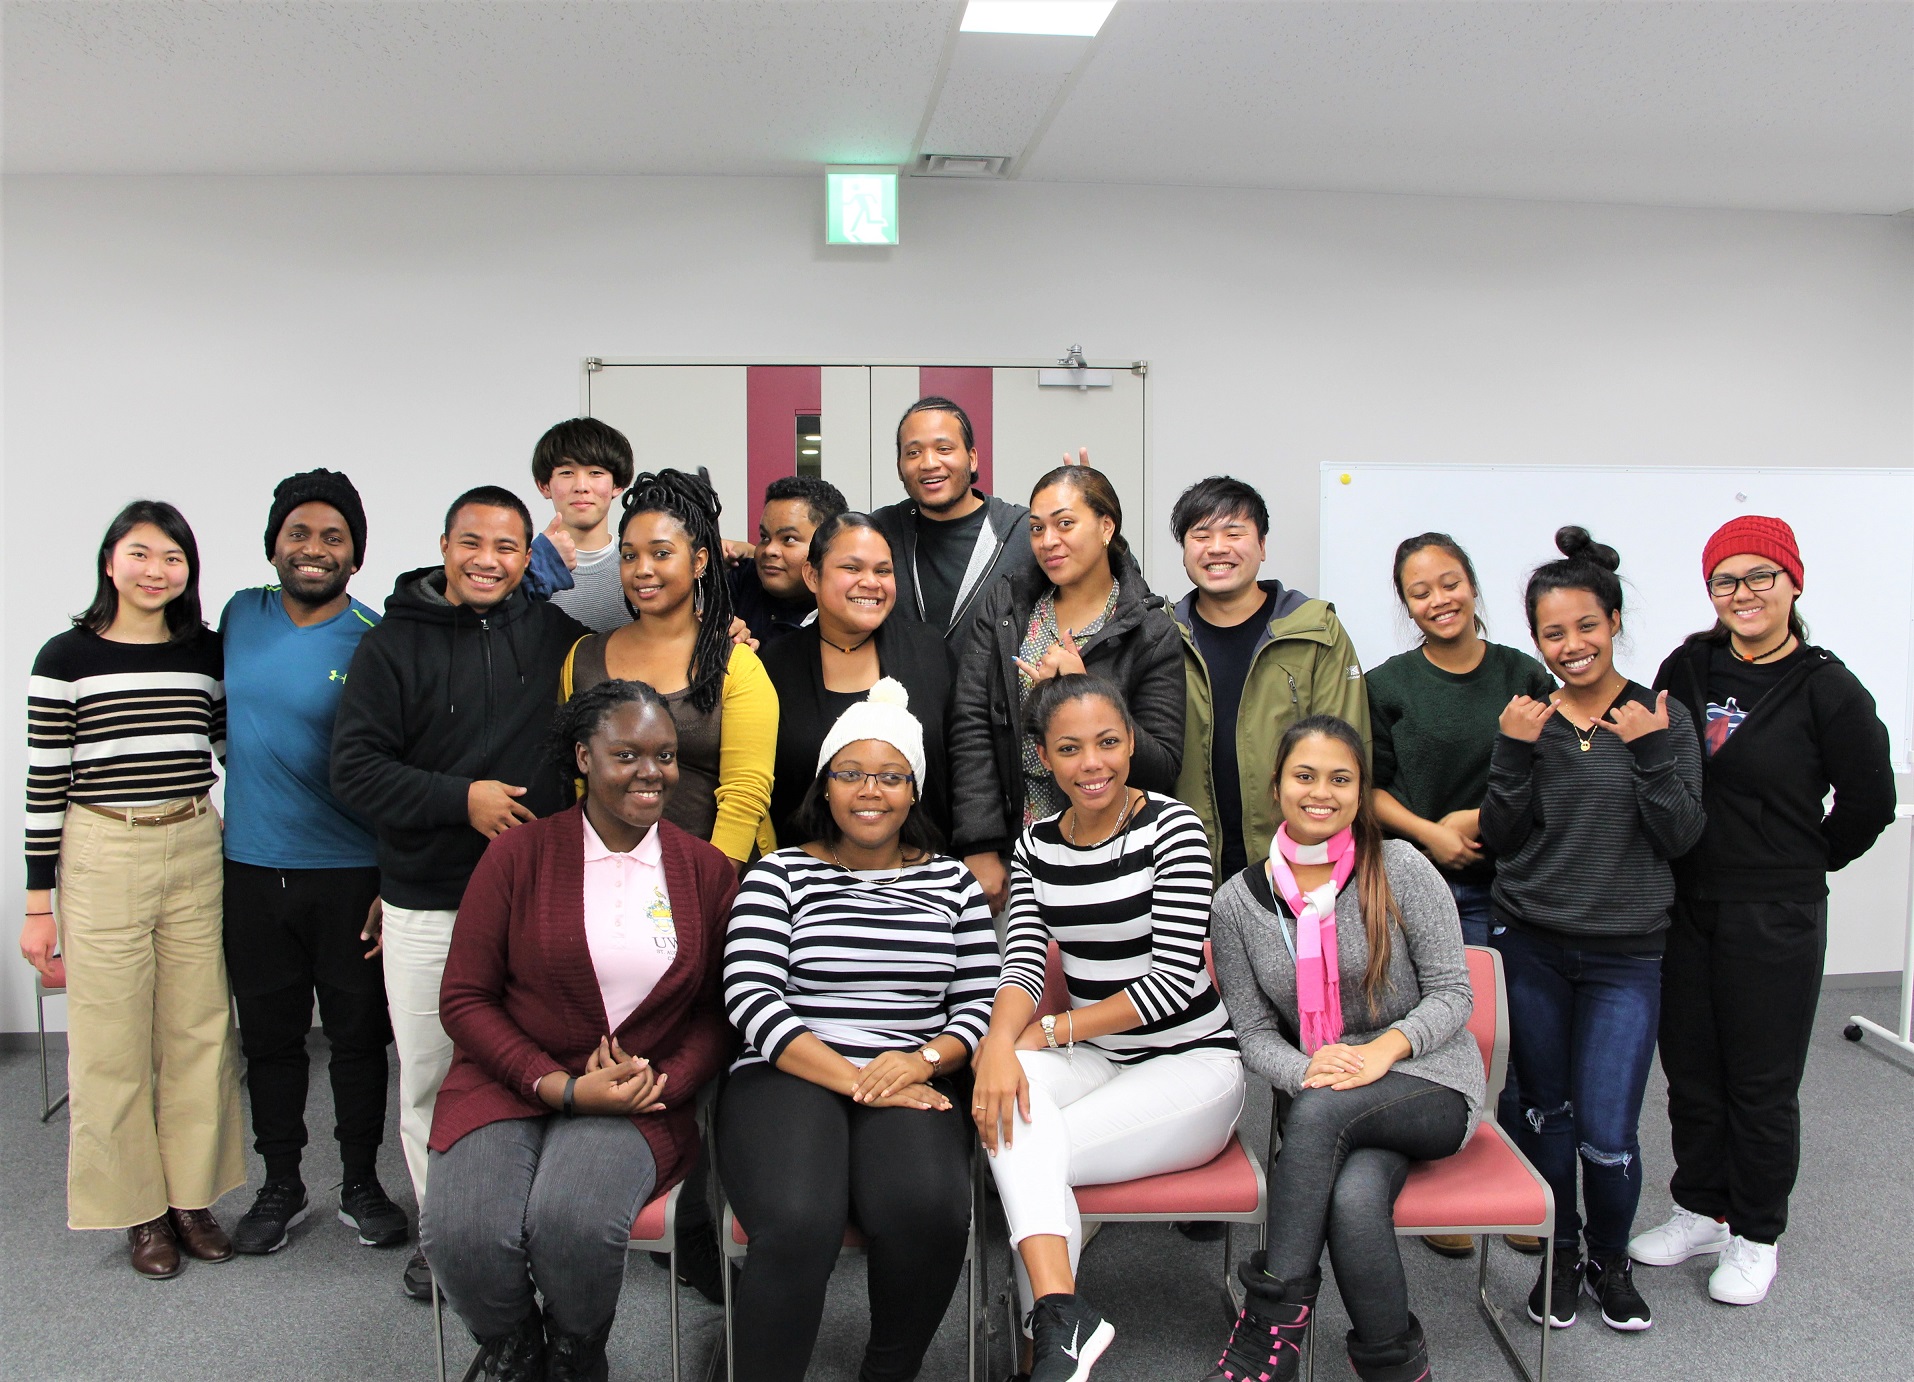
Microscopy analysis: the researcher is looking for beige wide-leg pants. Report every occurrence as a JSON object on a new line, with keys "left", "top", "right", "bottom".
{"left": 57, "top": 801, "right": 244, "bottom": 1230}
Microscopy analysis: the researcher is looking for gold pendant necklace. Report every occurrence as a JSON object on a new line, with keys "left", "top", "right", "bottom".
{"left": 1574, "top": 723, "right": 1597, "bottom": 752}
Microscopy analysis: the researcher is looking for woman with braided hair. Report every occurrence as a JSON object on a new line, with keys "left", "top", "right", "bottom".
{"left": 562, "top": 468, "right": 779, "bottom": 872}
{"left": 423, "top": 678, "right": 738, "bottom": 1380}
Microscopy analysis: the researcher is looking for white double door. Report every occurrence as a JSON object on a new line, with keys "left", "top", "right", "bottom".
{"left": 585, "top": 361, "right": 1149, "bottom": 565}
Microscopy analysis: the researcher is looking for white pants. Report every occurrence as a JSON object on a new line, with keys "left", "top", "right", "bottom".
{"left": 381, "top": 903, "right": 457, "bottom": 1202}
{"left": 987, "top": 1044, "right": 1245, "bottom": 1313}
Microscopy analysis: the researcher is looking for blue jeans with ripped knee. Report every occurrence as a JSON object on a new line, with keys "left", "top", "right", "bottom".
{"left": 1497, "top": 924, "right": 1662, "bottom": 1261}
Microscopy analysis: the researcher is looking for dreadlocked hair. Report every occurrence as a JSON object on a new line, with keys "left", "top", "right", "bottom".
{"left": 618, "top": 468, "right": 734, "bottom": 714}
{"left": 546, "top": 678, "right": 672, "bottom": 778}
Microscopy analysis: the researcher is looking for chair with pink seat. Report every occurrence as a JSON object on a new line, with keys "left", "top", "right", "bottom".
{"left": 1296, "top": 943, "right": 1555, "bottom": 1382}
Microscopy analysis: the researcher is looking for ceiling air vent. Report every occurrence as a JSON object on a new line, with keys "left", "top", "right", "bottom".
{"left": 915, "top": 154, "right": 1012, "bottom": 178}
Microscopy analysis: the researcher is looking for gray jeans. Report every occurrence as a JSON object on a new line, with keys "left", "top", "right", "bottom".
{"left": 422, "top": 1115, "right": 658, "bottom": 1339}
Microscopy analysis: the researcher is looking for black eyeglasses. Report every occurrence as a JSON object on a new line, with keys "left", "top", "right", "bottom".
{"left": 1706, "top": 568, "right": 1783, "bottom": 598}
{"left": 825, "top": 770, "right": 916, "bottom": 790}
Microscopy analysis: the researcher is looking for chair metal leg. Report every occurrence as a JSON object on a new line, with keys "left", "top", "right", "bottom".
{"left": 720, "top": 1218, "right": 736, "bottom": 1382}
{"left": 666, "top": 1241, "right": 681, "bottom": 1382}
{"left": 431, "top": 1280, "right": 447, "bottom": 1382}
{"left": 37, "top": 981, "right": 68, "bottom": 1123}
{"left": 1475, "top": 1233, "right": 1551, "bottom": 1382}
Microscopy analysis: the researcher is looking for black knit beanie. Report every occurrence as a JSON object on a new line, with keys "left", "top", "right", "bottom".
{"left": 264, "top": 468, "right": 368, "bottom": 567}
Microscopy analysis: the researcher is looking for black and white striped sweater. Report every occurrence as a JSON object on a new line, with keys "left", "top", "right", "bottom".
{"left": 26, "top": 628, "right": 225, "bottom": 889}
{"left": 723, "top": 848, "right": 999, "bottom": 1070}
{"left": 1001, "top": 792, "right": 1236, "bottom": 1063}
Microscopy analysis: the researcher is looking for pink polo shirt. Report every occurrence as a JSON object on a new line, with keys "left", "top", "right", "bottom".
{"left": 581, "top": 815, "right": 679, "bottom": 1030}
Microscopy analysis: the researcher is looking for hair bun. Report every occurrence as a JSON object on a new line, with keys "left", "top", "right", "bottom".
{"left": 1554, "top": 525, "right": 1621, "bottom": 573}
{"left": 866, "top": 677, "right": 911, "bottom": 711}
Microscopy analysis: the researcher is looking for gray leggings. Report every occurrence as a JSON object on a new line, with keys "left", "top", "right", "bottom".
{"left": 422, "top": 1115, "right": 659, "bottom": 1339}
{"left": 1264, "top": 1071, "right": 1469, "bottom": 1343}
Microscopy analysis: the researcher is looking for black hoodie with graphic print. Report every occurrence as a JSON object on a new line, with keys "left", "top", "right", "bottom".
{"left": 330, "top": 566, "right": 589, "bottom": 910}
{"left": 1654, "top": 637, "right": 1897, "bottom": 902}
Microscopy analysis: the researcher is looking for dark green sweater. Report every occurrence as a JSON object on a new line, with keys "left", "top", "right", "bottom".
{"left": 1367, "top": 642, "right": 1555, "bottom": 885}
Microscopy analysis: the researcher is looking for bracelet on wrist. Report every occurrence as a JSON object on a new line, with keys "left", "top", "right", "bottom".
{"left": 561, "top": 1076, "right": 578, "bottom": 1117}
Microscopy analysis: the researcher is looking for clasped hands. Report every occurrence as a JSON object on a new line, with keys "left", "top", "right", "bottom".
{"left": 848, "top": 1049, "right": 949, "bottom": 1111}
{"left": 1300, "top": 1035, "right": 1404, "bottom": 1091}
{"left": 543, "top": 1035, "right": 670, "bottom": 1116}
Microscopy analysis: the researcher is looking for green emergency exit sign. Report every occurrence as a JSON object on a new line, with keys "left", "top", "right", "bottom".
{"left": 825, "top": 167, "right": 899, "bottom": 245}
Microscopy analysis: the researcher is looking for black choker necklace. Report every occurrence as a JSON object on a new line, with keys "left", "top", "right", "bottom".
{"left": 1731, "top": 635, "right": 1795, "bottom": 665}
{"left": 819, "top": 629, "right": 875, "bottom": 655}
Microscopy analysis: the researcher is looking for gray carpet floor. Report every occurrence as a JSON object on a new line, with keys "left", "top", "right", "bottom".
{"left": 5, "top": 985, "right": 1912, "bottom": 1381}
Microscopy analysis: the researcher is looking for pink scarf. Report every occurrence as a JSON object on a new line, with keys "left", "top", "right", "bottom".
{"left": 1267, "top": 824, "right": 1357, "bottom": 1054}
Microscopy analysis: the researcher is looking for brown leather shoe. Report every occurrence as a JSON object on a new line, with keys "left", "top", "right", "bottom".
{"left": 170, "top": 1206, "right": 233, "bottom": 1263}
{"left": 128, "top": 1215, "right": 183, "bottom": 1279}
{"left": 1423, "top": 1233, "right": 1477, "bottom": 1258}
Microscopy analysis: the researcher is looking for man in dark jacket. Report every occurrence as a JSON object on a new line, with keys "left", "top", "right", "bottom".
{"left": 871, "top": 396, "right": 1038, "bottom": 655}
{"left": 330, "top": 484, "right": 588, "bottom": 1301}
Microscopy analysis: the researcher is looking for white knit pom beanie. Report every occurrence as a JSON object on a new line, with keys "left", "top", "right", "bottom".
{"left": 814, "top": 677, "right": 927, "bottom": 786}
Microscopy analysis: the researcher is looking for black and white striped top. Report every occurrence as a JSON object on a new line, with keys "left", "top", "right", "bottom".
{"left": 723, "top": 848, "right": 999, "bottom": 1070}
{"left": 1001, "top": 792, "right": 1236, "bottom": 1064}
{"left": 26, "top": 628, "right": 225, "bottom": 889}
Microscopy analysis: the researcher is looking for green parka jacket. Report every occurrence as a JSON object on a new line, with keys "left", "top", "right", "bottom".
{"left": 1171, "top": 581, "right": 1372, "bottom": 871}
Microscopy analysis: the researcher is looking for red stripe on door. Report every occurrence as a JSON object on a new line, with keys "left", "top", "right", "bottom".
{"left": 918, "top": 367, "right": 993, "bottom": 496}
{"left": 745, "top": 366, "right": 822, "bottom": 524}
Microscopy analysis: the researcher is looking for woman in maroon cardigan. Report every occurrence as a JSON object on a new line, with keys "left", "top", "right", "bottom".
{"left": 422, "top": 679, "right": 739, "bottom": 1381}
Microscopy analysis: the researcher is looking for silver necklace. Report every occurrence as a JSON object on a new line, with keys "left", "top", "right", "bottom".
{"left": 829, "top": 844, "right": 906, "bottom": 884}
{"left": 1066, "top": 790, "right": 1141, "bottom": 853}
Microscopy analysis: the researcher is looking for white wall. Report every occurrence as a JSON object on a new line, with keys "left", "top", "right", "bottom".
{"left": 5, "top": 173, "right": 1910, "bottom": 1030}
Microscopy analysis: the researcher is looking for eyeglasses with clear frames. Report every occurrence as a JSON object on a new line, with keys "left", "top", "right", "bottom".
{"left": 825, "top": 769, "right": 916, "bottom": 791}
{"left": 1707, "top": 568, "right": 1783, "bottom": 598}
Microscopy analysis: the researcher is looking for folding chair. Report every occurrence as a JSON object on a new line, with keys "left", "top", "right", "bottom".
{"left": 717, "top": 1158, "right": 987, "bottom": 1382}
{"left": 36, "top": 972, "right": 69, "bottom": 1122}
{"left": 431, "top": 1180, "right": 687, "bottom": 1382}
{"left": 1299, "top": 944, "right": 1555, "bottom": 1382}
{"left": 1032, "top": 941, "right": 1269, "bottom": 1320}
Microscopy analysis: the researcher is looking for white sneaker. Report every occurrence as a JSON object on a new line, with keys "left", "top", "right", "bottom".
{"left": 1627, "top": 1206, "right": 1730, "bottom": 1266}
{"left": 1709, "top": 1236, "right": 1778, "bottom": 1305}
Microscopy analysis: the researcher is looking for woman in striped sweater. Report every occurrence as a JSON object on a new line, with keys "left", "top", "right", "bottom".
{"left": 719, "top": 679, "right": 997, "bottom": 1382}
{"left": 19, "top": 501, "right": 243, "bottom": 1278}
{"left": 973, "top": 674, "right": 1243, "bottom": 1382}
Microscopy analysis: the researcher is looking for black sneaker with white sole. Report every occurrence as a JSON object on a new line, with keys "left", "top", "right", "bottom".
{"left": 231, "top": 1180, "right": 310, "bottom": 1255}
{"left": 1028, "top": 1293, "right": 1114, "bottom": 1382}
{"left": 1526, "top": 1248, "right": 1581, "bottom": 1329}
{"left": 339, "top": 1177, "right": 410, "bottom": 1247}
{"left": 1584, "top": 1254, "right": 1653, "bottom": 1331}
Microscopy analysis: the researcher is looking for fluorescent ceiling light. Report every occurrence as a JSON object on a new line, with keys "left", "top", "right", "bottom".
{"left": 960, "top": 1, "right": 1116, "bottom": 38}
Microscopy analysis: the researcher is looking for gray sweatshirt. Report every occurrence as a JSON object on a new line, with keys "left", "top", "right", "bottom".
{"left": 1210, "top": 840, "right": 1485, "bottom": 1134}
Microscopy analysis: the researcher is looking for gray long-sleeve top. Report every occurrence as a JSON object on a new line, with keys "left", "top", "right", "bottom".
{"left": 1478, "top": 681, "right": 1705, "bottom": 949}
{"left": 1210, "top": 840, "right": 1486, "bottom": 1135}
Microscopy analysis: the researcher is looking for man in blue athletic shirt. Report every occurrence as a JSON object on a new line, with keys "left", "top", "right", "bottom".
{"left": 218, "top": 470, "right": 408, "bottom": 1261}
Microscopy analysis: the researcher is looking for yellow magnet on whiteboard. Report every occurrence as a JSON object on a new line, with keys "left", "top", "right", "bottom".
{"left": 1339, "top": 473, "right": 1352, "bottom": 485}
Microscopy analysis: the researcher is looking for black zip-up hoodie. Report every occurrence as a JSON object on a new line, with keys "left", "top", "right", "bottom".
{"left": 330, "top": 567, "right": 590, "bottom": 910}
{"left": 947, "top": 548, "right": 1185, "bottom": 858}
{"left": 1654, "top": 637, "right": 1897, "bottom": 902}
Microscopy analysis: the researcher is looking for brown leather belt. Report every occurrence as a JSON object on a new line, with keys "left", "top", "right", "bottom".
{"left": 78, "top": 795, "right": 211, "bottom": 827}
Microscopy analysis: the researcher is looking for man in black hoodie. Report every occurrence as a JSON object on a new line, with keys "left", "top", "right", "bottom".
{"left": 331, "top": 484, "right": 588, "bottom": 1300}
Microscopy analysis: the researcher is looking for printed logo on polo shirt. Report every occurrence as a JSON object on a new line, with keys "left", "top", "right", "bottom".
{"left": 328, "top": 669, "right": 348, "bottom": 684}
{"left": 647, "top": 890, "right": 677, "bottom": 954}
{"left": 1704, "top": 698, "right": 1749, "bottom": 756}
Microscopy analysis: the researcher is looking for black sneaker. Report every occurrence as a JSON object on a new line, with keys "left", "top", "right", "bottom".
{"left": 339, "top": 1176, "right": 409, "bottom": 1248}
{"left": 1585, "top": 1254, "right": 1653, "bottom": 1332}
{"left": 1028, "top": 1293, "right": 1113, "bottom": 1382}
{"left": 1526, "top": 1248, "right": 1581, "bottom": 1328}
{"left": 402, "top": 1247, "right": 434, "bottom": 1302}
{"left": 230, "top": 1180, "right": 310, "bottom": 1255}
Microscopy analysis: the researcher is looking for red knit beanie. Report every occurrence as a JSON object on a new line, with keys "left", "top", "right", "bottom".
{"left": 1702, "top": 515, "right": 1803, "bottom": 591}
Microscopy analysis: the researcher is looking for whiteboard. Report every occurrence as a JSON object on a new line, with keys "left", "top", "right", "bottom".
{"left": 1319, "top": 465, "right": 1914, "bottom": 769}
